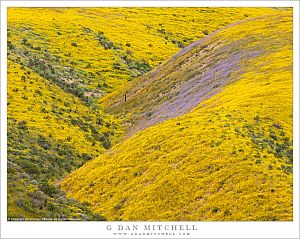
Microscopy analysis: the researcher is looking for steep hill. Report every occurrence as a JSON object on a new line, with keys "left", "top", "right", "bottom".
{"left": 7, "top": 61, "right": 121, "bottom": 219}
{"left": 61, "top": 13, "right": 293, "bottom": 221}
{"left": 101, "top": 12, "right": 293, "bottom": 137}
{"left": 7, "top": 7, "right": 286, "bottom": 220}
{"left": 8, "top": 8, "right": 283, "bottom": 101}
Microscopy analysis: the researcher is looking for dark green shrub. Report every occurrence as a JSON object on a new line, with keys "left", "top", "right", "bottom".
{"left": 273, "top": 123, "right": 283, "bottom": 129}
{"left": 82, "top": 153, "right": 92, "bottom": 161}
{"left": 20, "top": 160, "right": 41, "bottom": 174}
{"left": 102, "top": 137, "right": 111, "bottom": 149}
{"left": 268, "top": 164, "right": 273, "bottom": 170}
{"left": 212, "top": 207, "right": 219, "bottom": 213}
{"left": 40, "top": 181, "right": 59, "bottom": 197}
{"left": 18, "top": 120, "right": 28, "bottom": 130}
{"left": 202, "top": 30, "right": 209, "bottom": 35}
{"left": 223, "top": 209, "right": 231, "bottom": 216}
{"left": 96, "top": 32, "right": 117, "bottom": 50}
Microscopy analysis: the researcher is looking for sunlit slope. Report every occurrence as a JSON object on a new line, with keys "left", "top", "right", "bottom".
{"left": 101, "top": 13, "right": 293, "bottom": 137}
{"left": 61, "top": 13, "right": 293, "bottom": 221}
{"left": 8, "top": 7, "right": 284, "bottom": 100}
{"left": 8, "top": 61, "right": 121, "bottom": 156}
{"left": 7, "top": 61, "right": 121, "bottom": 219}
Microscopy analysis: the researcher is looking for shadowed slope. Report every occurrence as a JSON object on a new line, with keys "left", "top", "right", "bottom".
{"left": 7, "top": 61, "right": 121, "bottom": 219}
{"left": 61, "top": 13, "right": 293, "bottom": 221}
{"left": 101, "top": 13, "right": 292, "bottom": 137}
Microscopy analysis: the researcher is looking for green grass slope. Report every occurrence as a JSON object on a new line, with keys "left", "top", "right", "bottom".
{"left": 7, "top": 61, "right": 121, "bottom": 219}
{"left": 61, "top": 13, "right": 293, "bottom": 221}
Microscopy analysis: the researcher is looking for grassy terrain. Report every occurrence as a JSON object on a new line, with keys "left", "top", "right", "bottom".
{"left": 8, "top": 61, "right": 122, "bottom": 155}
{"left": 101, "top": 12, "right": 291, "bottom": 137}
{"left": 61, "top": 13, "right": 293, "bottom": 221}
{"left": 7, "top": 61, "right": 121, "bottom": 219}
{"left": 8, "top": 121, "right": 106, "bottom": 220}
{"left": 7, "top": 7, "right": 292, "bottom": 221}
{"left": 8, "top": 7, "right": 282, "bottom": 101}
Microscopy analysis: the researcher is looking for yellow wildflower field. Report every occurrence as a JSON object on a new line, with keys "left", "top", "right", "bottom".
{"left": 7, "top": 7, "right": 293, "bottom": 221}
{"left": 61, "top": 13, "right": 293, "bottom": 221}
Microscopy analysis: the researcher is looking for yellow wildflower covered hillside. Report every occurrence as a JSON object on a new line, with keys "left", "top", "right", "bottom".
{"left": 8, "top": 7, "right": 284, "bottom": 98}
{"left": 7, "top": 60, "right": 121, "bottom": 219}
{"left": 8, "top": 61, "right": 121, "bottom": 156}
{"left": 7, "top": 7, "right": 289, "bottom": 220}
{"left": 61, "top": 13, "right": 293, "bottom": 221}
